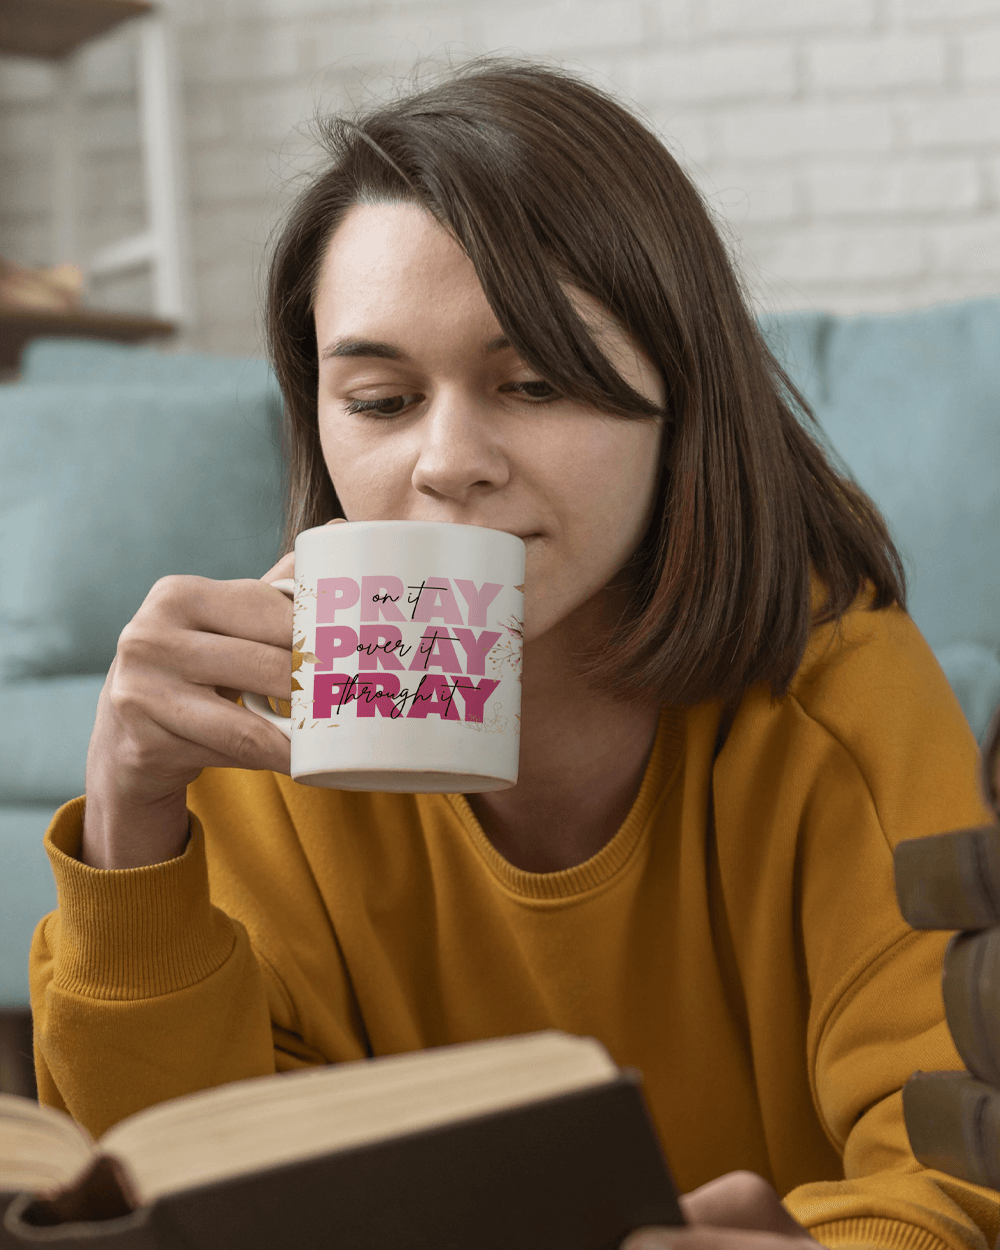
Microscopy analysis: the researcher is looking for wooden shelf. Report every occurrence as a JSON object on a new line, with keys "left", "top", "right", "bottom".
{"left": 0, "top": 0, "right": 192, "bottom": 362}
{"left": 0, "top": 0, "right": 153, "bottom": 60}
{"left": 0, "top": 306, "right": 175, "bottom": 371}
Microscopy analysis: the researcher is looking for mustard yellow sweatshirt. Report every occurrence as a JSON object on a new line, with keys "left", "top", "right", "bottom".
{"left": 30, "top": 593, "right": 1000, "bottom": 1250}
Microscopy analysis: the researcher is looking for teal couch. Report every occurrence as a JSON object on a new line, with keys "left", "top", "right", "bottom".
{"left": 0, "top": 340, "right": 285, "bottom": 1008}
{"left": 2, "top": 298, "right": 1000, "bottom": 1009}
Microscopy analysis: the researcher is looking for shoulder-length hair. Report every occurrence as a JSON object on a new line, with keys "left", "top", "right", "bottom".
{"left": 265, "top": 57, "right": 906, "bottom": 708}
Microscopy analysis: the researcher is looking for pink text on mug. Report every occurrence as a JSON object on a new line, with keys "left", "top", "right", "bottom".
{"left": 294, "top": 572, "right": 523, "bottom": 727}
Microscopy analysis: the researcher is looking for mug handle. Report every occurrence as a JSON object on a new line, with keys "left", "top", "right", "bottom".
{"left": 241, "top": 578, "right": 295, "bottom": 740}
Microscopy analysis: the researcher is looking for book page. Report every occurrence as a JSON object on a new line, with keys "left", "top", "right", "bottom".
{"left": 102, "top": 1031, "right": 617, "bottom": 1206}
{"left": 0, "top": 1095, "right": 95, "bottom": 1196}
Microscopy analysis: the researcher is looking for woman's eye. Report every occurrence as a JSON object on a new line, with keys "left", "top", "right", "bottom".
{"left": 344, "top": 395, "right": 418, "bottom": 418}
{"left": 503, "top": 380, "right": 559, "bottom": 402}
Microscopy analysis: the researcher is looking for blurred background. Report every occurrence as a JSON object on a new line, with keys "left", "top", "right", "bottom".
{"left": 1, "top": 0, "right": 999, "bottom": 356}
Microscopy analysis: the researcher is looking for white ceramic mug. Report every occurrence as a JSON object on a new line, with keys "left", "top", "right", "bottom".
{"left": 243, "top": 521, "right": 526, "bottom": 792}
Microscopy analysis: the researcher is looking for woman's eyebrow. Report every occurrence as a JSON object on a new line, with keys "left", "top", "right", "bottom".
{"left": 319, "top": 335, "right": 515, "bottom": 361}
{"left": 320, "top": 337, "right": 403, "bottom": 361}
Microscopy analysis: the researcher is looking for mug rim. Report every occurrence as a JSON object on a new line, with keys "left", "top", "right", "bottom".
{"left": 295, "top": 520, "right": 527, "bottom": 544}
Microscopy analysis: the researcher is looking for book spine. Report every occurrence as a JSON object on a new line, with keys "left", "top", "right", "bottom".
{"left": 893, "top": 827, "right": 1000, "bottom": 930}
{"left": 902, "top": 1071, "right": 1000, "bottom": 1193}
{"left": 942, "top": 929, "right": 1000, "bottom": 1087}
{"left": 979, "top": 702, "right": 1000, "bottom": 818}
{"left": 1, "top": 1192, "right": 160, "bottom": 1248}
{"left": 0, "top": 1158, "right": 158, "bottom": 1249}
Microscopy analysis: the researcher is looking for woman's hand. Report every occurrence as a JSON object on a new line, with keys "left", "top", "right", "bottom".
{"left": 622, "top": 1172, "right": 818, "bottom": 1250}
{"left": 80, "top": 523, "right": 346, "bottom": 870}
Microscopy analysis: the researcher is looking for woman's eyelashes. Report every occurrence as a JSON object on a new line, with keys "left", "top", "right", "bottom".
{"left": 343, "top": 380, "right": 560, "bottom": 420}
{"left": 345, "top": 394, "right": 420, "bottom": 417}
{"left": 501, "top": 380, "right": 559, "bottom": 402}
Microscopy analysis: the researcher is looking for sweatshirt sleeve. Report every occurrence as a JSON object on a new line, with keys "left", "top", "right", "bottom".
{"left": 29, "top": 797, "right": 276, "bottom": 1140}
{"left": 770, "top": 603, "right": 1000, "bottom": 1250}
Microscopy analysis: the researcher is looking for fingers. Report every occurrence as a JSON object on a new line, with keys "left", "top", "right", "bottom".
{"left": 108, "top": 581, "right": 296, "bottom": 777}
{"left": 106, "top": 670, "right": 292, "bottom": 779}
{"left": 120, "top": 621, "right": 292, "bottom": 701}
{"left": 138, "top": 575, "right": 293, "bottom": 649}
{"left": 679, "top": 1173, "right": 805, "bottom": 1237}
{"left": 87, "top": 526, "right": 354, "bottom": 841}
{"left": 620, "top": 1174, "right": 818, "bottom": 1250}
{"left": 622, "top": 1228, "right": 817, "bottom": 1250}
{"left": 85, "top": 571, "right": 304, "bottom": 866}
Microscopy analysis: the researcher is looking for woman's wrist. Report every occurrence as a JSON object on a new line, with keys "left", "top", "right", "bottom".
{"left": 80, "top": 789, "right": 191, "bottom": 870}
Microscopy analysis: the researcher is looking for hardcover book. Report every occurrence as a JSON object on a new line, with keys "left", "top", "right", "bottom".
{"left": 902, "top": 1071, "right": 1000, "bottom": 1192}
{"left": 0, "top": 1030, "right": 683, "bottom": 1249}
{"left": 894, "top": 826, "right": 1000, "bottom": 930}
{"left": 941, "top": 927, "right": 1000, "bottom": 1087}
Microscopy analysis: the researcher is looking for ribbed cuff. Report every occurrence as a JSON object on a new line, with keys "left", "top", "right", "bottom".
{"left": 809, "top": 1218, "right": 952, "bottom": 1250}
{"left": 44, "top": 797, "right": 236, "bottom": 1001}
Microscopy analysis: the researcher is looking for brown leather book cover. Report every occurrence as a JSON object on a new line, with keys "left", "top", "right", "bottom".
{"left": 902, "top": 1070, "right": 1000, "bottom": 1192}
{"left": 893, "top": 826, "right": 1000, "bottom": 930}
{"left": 941, "top": 928, "right": 1000, "bottom": 1087}
{"left": 3, "top": 1074, "right": 682, "bottom": 1249}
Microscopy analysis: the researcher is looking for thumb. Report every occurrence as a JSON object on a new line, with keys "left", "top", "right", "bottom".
{"left": 260, "top": 517, "right": 348, "bottom": 584}
{"left": 679, "top": 1172, "right": 808, "bottom": 1238}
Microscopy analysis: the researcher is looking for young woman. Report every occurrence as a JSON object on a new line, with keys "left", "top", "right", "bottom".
{"left": 30, "top": 61, "right": 998, "bottom": 1250}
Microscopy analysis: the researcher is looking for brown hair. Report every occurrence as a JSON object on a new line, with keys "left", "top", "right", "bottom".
{"left": 265, "top": 57, "right": 906, "bottom": 708}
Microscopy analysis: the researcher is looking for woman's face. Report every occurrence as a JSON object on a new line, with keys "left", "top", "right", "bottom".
{"left": 314, "top": 202, "right": 665, "bottom": 645}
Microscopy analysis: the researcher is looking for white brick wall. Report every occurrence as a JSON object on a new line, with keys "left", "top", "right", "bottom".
{"left": 1, "top": 0, "right": 999, "bottom": 355}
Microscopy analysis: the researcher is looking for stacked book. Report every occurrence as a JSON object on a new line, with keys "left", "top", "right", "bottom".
{"left": 894, "top": 708, "right": 1000, "bottom": 1194}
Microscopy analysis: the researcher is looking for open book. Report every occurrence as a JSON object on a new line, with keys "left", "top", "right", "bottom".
{"left": 1, "top": 1031, "right": 682, "bottom": 1249}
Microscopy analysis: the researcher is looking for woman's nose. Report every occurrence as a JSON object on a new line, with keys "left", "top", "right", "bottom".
{"left": 410, "top": 394, "right": 510, "bottom": 503}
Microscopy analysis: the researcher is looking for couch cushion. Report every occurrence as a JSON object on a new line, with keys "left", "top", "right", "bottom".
{"left": 757, "top": 309, "right": 832, "bottom": 416}
{"left": 0, "top": 369, "right": 284, "bottom": 681}
{"left": 761, "top": 300, "right": 1000, "bottom": 741}
{"left": 0, "top": 806, "right": 58, "bottom": 1008}
{"left": 21, "top": 336, "right": 270, "bottom": 388}
{"left": 0, "top": 676, "right": 104, "bottom": 804}
{"left": 933, "top": 642, "right": 1000, "bottom": 747}
{"left": 787, "top": 299, "right": 1000, "bottom": 656}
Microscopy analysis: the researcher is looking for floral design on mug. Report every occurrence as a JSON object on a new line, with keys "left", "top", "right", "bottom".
{"left": 502, "top": 612, "right": 524, "bottom": 640}
{"left": 290, "top": 631, "right": 318, "bottom": 695}
{"left": 457, "top": 701, "right": 508, "bottom": 734}
{"left": 489, "top": 617, "right": 523, "bottom": 683}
